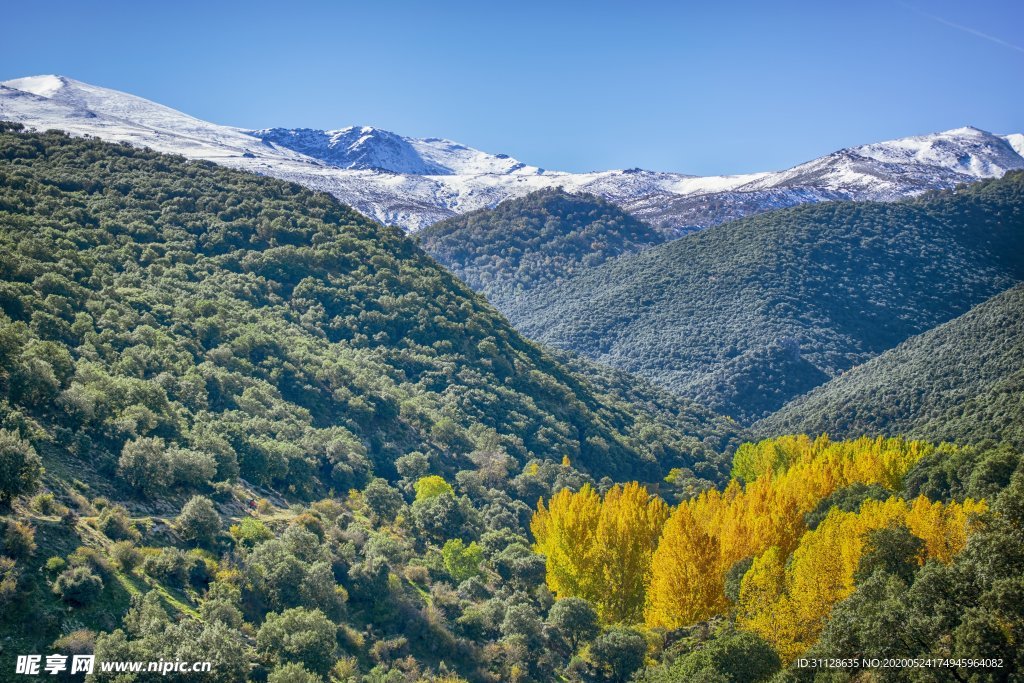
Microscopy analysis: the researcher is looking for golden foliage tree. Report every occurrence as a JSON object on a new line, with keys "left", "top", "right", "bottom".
{"left": 533, "top": 436, "right": 985, "bottom": 640}
{"left": 644, "top": 436, "right": 932, "bottom": 629}
{"left": 737, "top": 496, "right": 987, "bottom": 661}
{"left": 532, "top": 482, "right": 667, "bottom": 623}
{"left": 644, "top": 502, "right": 724, "bottom": 627}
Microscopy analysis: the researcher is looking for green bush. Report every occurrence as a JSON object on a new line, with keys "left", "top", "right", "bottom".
{"left": 257, "top": 607, "right": 337, "bottom": 676}
{"left": 0, "top": 429, "right": 41, "bottom": 506}
{"left": 0, "top": 556, "right": 20, "bottom": 606}
{"left": 267, "top": 663, "right": 323, "bottom": 683}
{"left": 141, "top": 548, "right": 196, "bottom": 587}
{"left": 97, "top": 504, "right": 140, "bottom": 541}
{"left": 176, "top": 496, "right": 221, "bottom": 547}
{"left": 441, "top": 539, "right": 483, "bottom": 583}
{"left": 109, "top": 541, "right": 142, "bottom": 572}
{"left": 2, "top": 520, "right": 36, "bottom": 559}
{"left": 52, "top": 566, "right": 103, "bottom": 606}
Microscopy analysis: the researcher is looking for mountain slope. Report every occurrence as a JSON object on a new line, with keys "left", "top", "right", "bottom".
{"left": 0, "top": 123, "right": 757, "bottom": 682}
{"left": 0, "top": 123, "right": 743, "bottom": 494}
{"left": 503, "top": 172, "right": 1024, "bottom": 423}
{"left": 417, "top": 189, "right": 670, "bottom": 309}
{"left": 2, "top": 75, "right": 1020, "bottom": 232}
{"left": 755, "top": 284, "right": 1024, "bottom": 448}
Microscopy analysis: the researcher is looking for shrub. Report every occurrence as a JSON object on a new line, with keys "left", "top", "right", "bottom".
{"left": 257, "top": 607, "right": 337, "bottom": 676}
{"left": 404, "top": 564, "right": 430, "bottom": 585}
{"left": 0, "top": 556, "right": 20, "bottom": 605}
{"left": 266, "top": 663, "right": 321, "bottom": 683}
{"left": 109, "top": 541, "right": 142, "bottom": 572}
{"left": 642, "top": 627, "right": 780, "bottom": 683}
{"left": 414, "top": 475, "right": 454, "bottom": 502}
{"left": 369, "top": 636, "right": 408, "bottom": 664}
{"left": 168, "top": 447, "right": 218, "bottom": 488}
{"left": 363, "top": 478, "right": 404, "bottom": 522}
{"left": 68, "top": 546, "right": 112, "bottom": 577}
{"left": 141, "top": 548, "right": 196, "bottom": 587}
{"left": 330, "top": 657, "right": 359, "bottom": 682}
{"left": 411, "top": 494, "right": 466, "bottom": 542}
{"left": 0, "top": 429, "right": 42, "bottom": 506}
{"left": 591, "top": 627, "right": 647, "bottom": 683}
{"left": 117, "top": 436, "right": 171, "bottom": 494}
{"left": 229, "top": 517, "right": 273, "bottom": 547}
{"left": 97, "top": 504, "right": 140, "bottom": 541}
{"left": 547, "top": 598, "right": 600, "bottom": 653}
{"left": 267, "top": 663, "right": 324, "bottom": 683}
{"left": 53, "top": 566, "right": 103, "bottom": 606}
{"left": 2, "top": 520, "right": 36, "bottom": 559}
{"left": 176, "top": 496, "right": 221, "bottom": 546}
{"left": 30, "top": 491, "right": 63, "bottom": 515}
{"left": 441, "top": 539, "right": 483, "bottom": 583}
{"left": 51, "top": 629, "right": 97, "bottom": 662}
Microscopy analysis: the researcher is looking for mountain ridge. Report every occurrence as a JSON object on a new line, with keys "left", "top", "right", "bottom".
{"left": 2, "top": 74, "right": 1021, "bottom": 232}
{"left": 417, "top": 188, "right": 671, "bottom": 310}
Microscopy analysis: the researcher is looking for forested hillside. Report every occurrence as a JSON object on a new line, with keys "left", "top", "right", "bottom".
{"left": 504, "top": 173, "right": 1024, "bottom": 422}
{"left": 1, "top": 124, "right": 1021, "bottom": 683}
{"left": 757, "top": 283, "right": 1024, "bottom": 447}
{"left": 0, "top": 124, "right": 743, "bottom": 681}
{"left": 0, "top": 124, "right": 739, "bottom": 487}
{"left": 417, "top": 189, "right": 668, "bottom": 309}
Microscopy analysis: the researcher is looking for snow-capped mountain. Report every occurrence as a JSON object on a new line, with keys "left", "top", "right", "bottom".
{"left": 2, "top": 75, "right": 1021, "bottom": 232}
{"left": 251, "top": 126, "right": 537, "bottom": 176}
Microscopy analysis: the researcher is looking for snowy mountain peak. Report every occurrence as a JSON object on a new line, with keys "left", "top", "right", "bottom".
{"left": 1, "top": 75, "right": 1021, "bottom": 232}
{"left": 0, "top": 73, "right": 252, "bottom": 142}
{"left": 850, "top": 126, "right": 1023, "bottom": 177}
{"left": 1004, "top": 133, "right": 1024, "bottom": 157}
{"left": 247, "top": 124, "right": 539, "bottom": 177}
{"left": 251, "top": 126, "right": 451, "bottom": 175}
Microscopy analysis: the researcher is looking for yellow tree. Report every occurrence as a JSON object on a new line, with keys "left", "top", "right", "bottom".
{"left": 737, "top": 495, "right": 987, "bottom": 662}
{"left": 531, "top": 484, "right": 602, "bottom": 602}
{"left": 595, "top": 482, "right": 669, "bottom": 623}
{"left": 533, "top": 483, "right": 668, "bottom": 623}
{"left": 646, "top": 435, "right": 934, "bottom": 631}
{"left": 645, "top": 503, "right": 724, "bottom": 628}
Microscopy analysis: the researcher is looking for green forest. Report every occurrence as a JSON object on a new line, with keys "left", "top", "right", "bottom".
{"left": 1, "top": 124, "right": 1022, "bottom": 682}
{"left": 476, "top": 175, "right": 1024, "bottom": 422}
{"left": 758, "top": 284, "right": 1024, "bottom": 448}
{"left": 417, "top": 189, "right": 668, "bottom": 310}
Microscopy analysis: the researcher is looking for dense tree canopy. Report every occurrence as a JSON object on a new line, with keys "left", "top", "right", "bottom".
{"left": 758, "top": 284, "right": 1024, "bottom": 448}
{"left": 503, "top": 173, "right": 1024, "bottom": 422}
{"left": 418, "top": 188, "right": 669, "bottom": 310}
{"left": 0, "top": 124, "right": 740, "bottom": 499}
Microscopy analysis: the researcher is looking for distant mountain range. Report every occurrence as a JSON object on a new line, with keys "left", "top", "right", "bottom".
{"left": 2, "top": 75, "right": 1022, "bottom": 231}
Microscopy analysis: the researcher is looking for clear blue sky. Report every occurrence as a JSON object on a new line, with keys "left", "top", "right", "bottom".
{"left": 2, "top": 0, "right": 1021, "bottom": 174}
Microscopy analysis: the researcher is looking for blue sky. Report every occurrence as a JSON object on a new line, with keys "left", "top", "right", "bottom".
{"left": 2, "top": 0, "right": 1021, "bottom": 174}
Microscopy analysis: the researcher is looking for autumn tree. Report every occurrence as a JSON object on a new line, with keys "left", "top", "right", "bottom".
{"left": 532, "top": 482, "right": 666, "bottom": 623}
